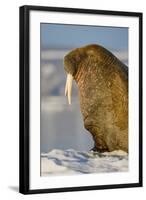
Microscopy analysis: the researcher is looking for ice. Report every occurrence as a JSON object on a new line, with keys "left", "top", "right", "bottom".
{"left": 41, "top": 149, "right": 128, "bottom": 176}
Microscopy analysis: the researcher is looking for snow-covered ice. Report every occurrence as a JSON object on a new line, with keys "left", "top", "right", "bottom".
{"left": 41, "top": 149, "right": 128, "bottom": 176}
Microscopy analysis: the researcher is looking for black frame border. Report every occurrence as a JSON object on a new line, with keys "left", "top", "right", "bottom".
{"left": 19, "top": 5, "right": 143, "bottom": 194}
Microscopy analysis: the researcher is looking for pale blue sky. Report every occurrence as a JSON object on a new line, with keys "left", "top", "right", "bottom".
{"left": 41, "top": 23, "right": 128, "bottom": 50}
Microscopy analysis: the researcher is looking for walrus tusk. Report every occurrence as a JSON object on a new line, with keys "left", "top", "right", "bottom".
{"left": 65, "top": 75, "right": 68, "bottom": 96}
{"left": 65, "top": 73, "right": 73, "bottom": 105}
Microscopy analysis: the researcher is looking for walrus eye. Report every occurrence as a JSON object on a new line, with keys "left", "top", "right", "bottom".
{"left": 65, "top": 73, "right": 73, "bottom": 105}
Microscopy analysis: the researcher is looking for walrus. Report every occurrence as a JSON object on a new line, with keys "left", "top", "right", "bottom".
{"left": 64, "top": 44, "right": 128, "bottom": 152}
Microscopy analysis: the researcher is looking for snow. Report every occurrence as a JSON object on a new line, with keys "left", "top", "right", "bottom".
{"left": 41, "top": 149, "right": 128, "bottom": 176}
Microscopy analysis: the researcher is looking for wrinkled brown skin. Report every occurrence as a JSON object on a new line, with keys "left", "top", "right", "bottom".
{"left": 64, "top": 44, "right": 128, "bottom": 152}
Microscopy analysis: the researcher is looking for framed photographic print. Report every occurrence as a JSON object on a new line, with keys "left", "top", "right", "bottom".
{"left": 19, "top": 5, "right": 143, "bottom": 194}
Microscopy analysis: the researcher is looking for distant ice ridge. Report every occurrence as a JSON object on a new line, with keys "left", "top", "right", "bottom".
{"left": 41, "top": 149, "right": 128, "bottom": 176}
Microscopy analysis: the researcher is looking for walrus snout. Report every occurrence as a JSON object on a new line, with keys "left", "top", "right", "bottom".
{"left": 64, "top": 55, "right": 77, "bottom": 76}
{"left": 64, "top": 48, "right": 86, "bottom": 76}
{"left": 64, "top": 49, "right": 80, "bottom": 104}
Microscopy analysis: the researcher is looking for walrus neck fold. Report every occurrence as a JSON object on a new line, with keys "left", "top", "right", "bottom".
{"left": 74, "top": 64, "right": 86, "bottom": 83}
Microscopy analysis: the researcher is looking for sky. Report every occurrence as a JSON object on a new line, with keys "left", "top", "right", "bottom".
{"left": 41, "top": 23, "right": 128, "bottom": 51}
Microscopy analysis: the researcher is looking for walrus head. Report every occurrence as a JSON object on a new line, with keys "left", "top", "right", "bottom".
{"left": 64, "top": 44, "right": 128, "bottom": 152}
{"left": 64, "top": 46, "right": 87, "bottom": 104}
